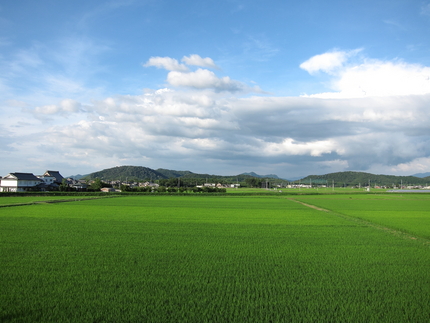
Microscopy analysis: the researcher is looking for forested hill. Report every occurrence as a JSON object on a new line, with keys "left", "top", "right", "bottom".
{"left": 155, "top": 169, "right": 196, "bottom": 178}
{"left": 82, "top": 166, "right": 256, "bottom": 182}
{"left": 300, "top": 171, "right": 430, "bottom": 186}
{"left": 240, "top": 172, "right": 282, "bottom": 179}
{"left": 82, "top": 166, "right": 430, "bottom": 186}
{"left": 84, "top": 166, "right": 167, "bottom": 181}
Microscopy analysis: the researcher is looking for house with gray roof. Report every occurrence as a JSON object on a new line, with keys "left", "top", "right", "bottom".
{"left": 0, "top": 170, "right": 65, "bottom": 192}
{"left": 0, "top": 173, "right": 43, "bottom": 192}
{"left": 42, "top": 170, "right": 64, "bottom": 185}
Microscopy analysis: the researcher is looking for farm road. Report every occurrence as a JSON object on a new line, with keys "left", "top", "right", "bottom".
{"left": 287, "top": 198, "right": 330, "bottom": 212}
{"left": 287, "top": 197, "right": 430, "bottom": 246}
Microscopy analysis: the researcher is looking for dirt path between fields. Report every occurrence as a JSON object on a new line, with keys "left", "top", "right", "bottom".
{"left": 0, "top": 196, "right": 120, "bottom": 208}
{"left": 287, "top": 198, "right": 330, "bottom": 212}
{"left": 287, "top": 197, "right": 430, "bottom": 247}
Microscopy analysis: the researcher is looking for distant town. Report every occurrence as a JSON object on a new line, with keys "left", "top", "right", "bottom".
{"left": 1, "top": 166, "right": 430, "bottom": 193}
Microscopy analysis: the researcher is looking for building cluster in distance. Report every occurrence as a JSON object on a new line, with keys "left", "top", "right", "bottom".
{"left": 0, "top": 171, "right": 92, "bottom": 192}
{"left": 0, "top": 170, "right": 241, "bottom": 193}
{"left": 0, "top": 171, "right": 65, "bottom": 192}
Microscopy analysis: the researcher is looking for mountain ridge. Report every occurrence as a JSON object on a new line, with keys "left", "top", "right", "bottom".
{"left": 300, "top": 171, "right": 430, "bottom": 186}
{"left": 77, "top": 166, "right": 430, "bottom": 186}
{"left": 240, "top": 172, "right": 284, "bottom": 180}
{"left": 412, "top": 172, "right": 430, "bottom": 178}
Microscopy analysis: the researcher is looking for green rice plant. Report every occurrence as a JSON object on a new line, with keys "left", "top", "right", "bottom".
{"left": 293, "top": 194, "right": 430, "bottom": 239}
{"left": 1, "top": 196, "right": 429, "bottom": 322}
{"left": 0, "top": 195, "right": 93, "bottom": 206}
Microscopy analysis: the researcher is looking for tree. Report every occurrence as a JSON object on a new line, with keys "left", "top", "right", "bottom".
{"left": 120, "top": 184, "right": 131, "bottom": 192}
{"left": 89, "top": 178, "right": 103, "bottom": 191}
{"left": 59, "top": 178, "right": 69, "bottom": 191}
{"left": 157, "top": 186, "right": 167, "bottom": 193}
{"left": 245, "top": 177, "right": 262, "bottom": 188}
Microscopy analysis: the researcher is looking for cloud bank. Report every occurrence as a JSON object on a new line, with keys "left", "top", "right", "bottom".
{"left": 2, "top": 52, "right": 430, "bottom": 177}
{"left": 301, "top": 50, "right": 430, "bottom": 99}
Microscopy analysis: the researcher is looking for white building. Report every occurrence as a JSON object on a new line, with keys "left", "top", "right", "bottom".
{"left": 0, "top": 170, "right": 64, "bottom": 192}
{"left": 0, "top": 173, "right": 43, "bottom": 192}
{"left": 37, "top": 175, "right": 56, "bottom": 185}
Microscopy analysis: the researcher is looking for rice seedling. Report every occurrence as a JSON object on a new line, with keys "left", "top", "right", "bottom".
{"left": 1, "top": 195, "right": 428, "bottom": 322}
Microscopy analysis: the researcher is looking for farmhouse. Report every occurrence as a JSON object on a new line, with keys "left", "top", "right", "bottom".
{"left": 67, "top": 178, "right": 88, "bottom": 191}
{"left": 41, "top": 170, "right": 64, "bottom": 185}
{"left": 0, "top": 170, "right": 64, "bottom": 192}
{"left": 0, "top": 173, "right": 43, "bottom": 192}
{"left": 139, "top": 181, "right": 160, "bottom": 189}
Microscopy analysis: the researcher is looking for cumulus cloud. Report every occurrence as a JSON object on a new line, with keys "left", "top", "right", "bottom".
{"left": 263, "top": 138, "right": 341, "bottom": 157}
{"left": 144, "top": 56, "right": 189, "bottom": 71}
{"left": 144, "top": 55, "right": 258, "bottom": 93}
{"left": 392, "top": 157, "right": 430, "bottom": 173}
{"left": 181, "top": 54, "right": 219, "bottom": 69}
{"left": 33, "top": 99, "right": 82, "bottom": 115}
{"left": 3, "top": 51, "right": 430, "bottom": 177}
{"left": 300, "top": 50, "right": 353, "bottom": 74}
{"left": 301, "top": 50, "right": 430, "bottom": 98}
{"left": 28, "top": 86, "right": 430, "bottom": 177}
{"left": 167, "top": 69, "right": 247, "bottom": 92}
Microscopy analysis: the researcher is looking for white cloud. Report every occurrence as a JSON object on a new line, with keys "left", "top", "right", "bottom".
{"left": 144, "top": 56, "right": 189, "bottom": 71}
{"left": 144, "top": 55, "right": 263, "bottom": 93}
{"left": 263, "top": 138, "right": 341, "bottom": 157}
{"left": 181, "top": 54, "right": 219, "bottom": 69}
{"left": 301, "top": 50, "right": 430, "bottom": 98}
{"left": 34, "top": 99, "right": 82, "bottom": 115}
{"left": 391, "top": 157, "right": 430, "bottom": 173}
{"left": 167, "top": 68, "right": 246, "bottom": 92}
{"left": 300, "top": 50, "right": 351, "bottom": 74}
{"left": 26, "top": 87, "right": 429, "bottom": 176}
{"left": 332, "top": 61, "right": 430, "bottom": 98}
{"left": 2, "top": 50, "right": 430, "bottom": 177}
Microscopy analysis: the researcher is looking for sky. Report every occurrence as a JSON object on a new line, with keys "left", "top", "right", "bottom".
{"left": 1, "top": 0, "right": 430, "bottom": 179}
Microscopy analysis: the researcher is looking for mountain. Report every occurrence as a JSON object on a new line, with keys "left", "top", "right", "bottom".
{"left": 81, "top": 166, "right": 429, "bottom": 186}
{"left": 240, "top": 172, "right": 283, "bottom": 179}
{"left": 82, "top": 166, "right": 289, "bottom": 183}
{"left": 412, "top": 172, "right": 430, "bottom": 178}
{"left": 83, "top": 166, "right": 167, "bottom": 181}
{"left": 156, "top": 169, "right": 198, "bottom": 178}
{"left": 300, "top": 171, "right": 429, "bottom": 186}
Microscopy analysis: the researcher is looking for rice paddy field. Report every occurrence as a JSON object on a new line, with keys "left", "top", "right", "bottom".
{"left": 1, "top": 193, "right": 429, "bottom": 322}
{"left": 0, "top": 195, "right": 98, "bottom": 206}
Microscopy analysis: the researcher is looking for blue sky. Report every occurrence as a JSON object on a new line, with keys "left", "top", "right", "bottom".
{"left": 1, "top": 0, "right": 430, "bottom": 179}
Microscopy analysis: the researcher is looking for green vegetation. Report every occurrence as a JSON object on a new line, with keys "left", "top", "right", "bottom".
{"left": 301, "top": 171, "right": 430, "bottom": 187}
{"left": 83, "top": 165, "right": 167, "bottom": 181}
{"left": 294, "top": 193, "right": 430, "bottom": 239}
{"left": 0, "top": 195, "right": 102, "bottom": 206}
{"left": 81, "top": 166, "right": 430, "bottom": 189}
{"left": 1, "top": 194, "right": 429, "bottom": 322}
{"left": 82, "top": 165, "right": 273, "bottom": 187}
